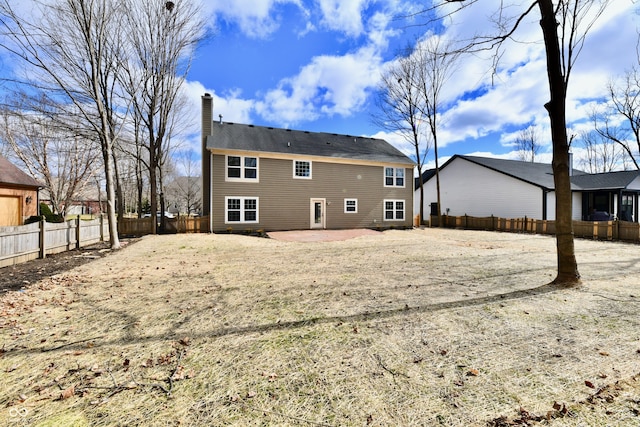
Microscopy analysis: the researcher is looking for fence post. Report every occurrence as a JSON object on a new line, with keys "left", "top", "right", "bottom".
{"left": 76, "top": 217, "right": 81, "bottom": 249}
{"left": 100, "top": 214, "right": 105, "bottom": 242}
{"left": 39, "top": 217, "right": 46, "bottom": 259}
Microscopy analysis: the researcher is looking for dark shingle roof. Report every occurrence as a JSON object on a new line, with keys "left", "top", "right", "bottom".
{"left": 458, "top": 155, "right": 569, "bottom": 189}
{"left": 570, "top": 170, "right": 640, "bottom": 190}
{"left": 415, "top": 168, "right": 436, "bottom": 190}
{"left": 0, "top": 155, "right": 41, "bottom": 188}
{"left": 434, "top": 155, "right": 640, "bottom": 192}
{"left": 206, "top": 122, "right": 415, "bottom": 166}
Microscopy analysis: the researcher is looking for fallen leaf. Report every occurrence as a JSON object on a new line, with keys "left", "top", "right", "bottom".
{"left": 60, "top": 385, "right": 75, "bottom": 400}
{"left": 467, "top": 368, "right": 479, "bottom": 376}
{"left": 585, "top": 380, "right": 595, "bottom": 389}
{"left": 178, "top": 337, "right": 190, "bottom": 346}
{"left": 599, "top": 351, "right": 610, "bottom": 356}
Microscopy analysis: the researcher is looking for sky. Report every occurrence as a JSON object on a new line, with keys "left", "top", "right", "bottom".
{"left": 177, "top": 0, "right": 639, "bottom": 172}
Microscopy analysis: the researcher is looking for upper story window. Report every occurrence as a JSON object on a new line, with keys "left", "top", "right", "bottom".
{"left": 384, "top": 167, "right": 404, "bottom": 187}
{"left": 293, "top": 160, "right": 312, "bottom": 179}
{"left": 227, "top": 156, "right": 258, "bottom": 182}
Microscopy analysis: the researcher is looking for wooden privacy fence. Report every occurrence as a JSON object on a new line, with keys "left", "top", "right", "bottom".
{"left": 433, "top": 214, "right": 640, "bottom": 243}
{"left": 118, "top": 216, "right": 210, "bottom": 236}
{"left": 0, "top": 216, "right": 108, "bottom": 268}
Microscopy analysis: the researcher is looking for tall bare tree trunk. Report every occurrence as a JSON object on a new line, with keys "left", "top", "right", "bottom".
{"left": 538, "top": 0, "right": 579, "bottom": 285}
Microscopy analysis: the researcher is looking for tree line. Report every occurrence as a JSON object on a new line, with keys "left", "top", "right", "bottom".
{"left": 0, "top": 0, "right": 206, "bottom": 249}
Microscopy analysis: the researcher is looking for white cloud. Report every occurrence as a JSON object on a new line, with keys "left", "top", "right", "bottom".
{"left": 204, "top": 0, "right": 304, "bottom": 38}
{"left": 317, "top": 0, "right": 369, "bottom": 37}
{"left": 255, "top": 45, "right": 383, "bottom": 125}
{"left": 431, "top": 0, "right": 640, "bottom": 157}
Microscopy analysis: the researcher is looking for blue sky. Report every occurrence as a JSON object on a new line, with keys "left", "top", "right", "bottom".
{"left": 180, "top": 0, "right": 639, "bottom": 172}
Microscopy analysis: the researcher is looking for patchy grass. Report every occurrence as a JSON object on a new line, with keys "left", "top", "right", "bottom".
{"left": 1, "top": 229, "right": 640, "bottom": 426}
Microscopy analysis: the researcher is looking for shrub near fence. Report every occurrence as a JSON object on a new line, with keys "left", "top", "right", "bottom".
{"left": 434, "top": 214, "right": 640, "bottom": 243}
{"left": 0, "top": 216, "right": 108, "bottom": 268}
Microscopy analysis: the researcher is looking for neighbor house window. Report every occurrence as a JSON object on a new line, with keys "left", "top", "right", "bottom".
{"left": 384, "top": 199, "right": 405, "bottom": 221}
{"left": 226, "top": 155, "right": 258, "bottom": 181}
{"left": 344, "top": 199, "right": 358, "bottom": 213}
{"left": 384, "top": 167, "right": 405, "bottom": 187}
{"left": 293, "top": 160, "right": 312, "bottom": 179}
{"left": 225, "top": 197, "right": 259, "bottom": 223}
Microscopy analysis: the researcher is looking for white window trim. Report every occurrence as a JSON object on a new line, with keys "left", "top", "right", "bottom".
{"left": 383, "top": 167, "right": 405, "bottom": 188}
{"left": 383, "top": 199, "right": 405, "bottom": 221}
{"left": 225, "top": 196, "right": 259, "bottom": 224}
{"left": 225, "top": 155, "right": 259, "bottom": 182}
{"left": 293, "top": 159, "right": 312, "bottom": 179}
{"left": 344, "top": 198, "right": 358, "bottom": 213}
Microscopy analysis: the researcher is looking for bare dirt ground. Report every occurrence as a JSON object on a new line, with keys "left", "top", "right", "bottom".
{"left": 1, "top": 228, "right": 639, "bottom": 426}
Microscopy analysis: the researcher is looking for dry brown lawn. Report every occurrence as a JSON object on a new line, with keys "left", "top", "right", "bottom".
{"left": 1, "top": 228, "right": 639, "bottom": 426}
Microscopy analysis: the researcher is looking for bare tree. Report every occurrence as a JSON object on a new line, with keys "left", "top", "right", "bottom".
{"left": 373, "top": 48, "right": 431, "bottom": 225}
{"left": 578, "top": 128, "right": 627, "bottom": 173}
{"left": 121, "top": 0, "right": 204, "bottom": 233}
{"left": 414, "top": 36, "right": 460, "bottom": 228}
{"left": 0, "top": 0, "right": 129, "bottom": 249}
{"left": 0, "top": 104, "right": 99, "bottom": 216}
{"left": 515, "top": 127, "right": 542, "bottom": 162}
{"left": 415, "top": 0, "right": 609, "bottom": 286}
{"left": 593, "top": 66, "right": 640, "bottom": 169}
{"left": 164, "top": 151, "right": 202, "bottom": 216}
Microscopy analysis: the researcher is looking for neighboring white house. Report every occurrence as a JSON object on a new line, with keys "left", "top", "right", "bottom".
{"left": 414, "top": 155, "right": 640, "bottom": 222}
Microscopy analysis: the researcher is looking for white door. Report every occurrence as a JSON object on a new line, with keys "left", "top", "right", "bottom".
{"left": 310, "top": 198, "right": 326, "bottom": 229}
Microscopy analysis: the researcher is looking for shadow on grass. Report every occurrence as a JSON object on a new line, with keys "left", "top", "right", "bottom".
{"left": 27, "top": 281, "right": 566, "bottom": 356}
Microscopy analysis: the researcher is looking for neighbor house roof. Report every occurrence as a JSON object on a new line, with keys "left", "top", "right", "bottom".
{"left": 455, "top": 155, "right": 581, "bottom": 190}
{"left": 570, "top": 170, "right": 640, "bottom": 191}
{"left": 425, "top": 155, "right": 640, "bottom": 192}
{"left": 0, "top": 155, "right": 41, "bottom": 188}
{"left": 415, "top": 168, "right": 436, "bottom": 190}
{"left": 206, "top": 122, "right": 415, "bottom": 166}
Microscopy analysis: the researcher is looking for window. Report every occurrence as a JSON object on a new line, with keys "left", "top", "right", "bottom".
{"left": 384, "top": 200, "right": 405, "bottom": 221}
{"left": 226, "top": 156, "right": 258, "bottom": 181}
{"left": 225, "top": 197, "right": 259, "bottom": 223}
{"left": 293, "top": 160, "right": 312, "bottom": 179}
{"left": 344, "top": 199, "right": 358, "bottom": 213}
{"left": 384, "top": 167, "right": 405, "bottom": 187}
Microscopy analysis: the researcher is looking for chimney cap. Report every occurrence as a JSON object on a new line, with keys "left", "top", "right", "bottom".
{"left": 203, "top": 92, "right": 211, "bottom": 97}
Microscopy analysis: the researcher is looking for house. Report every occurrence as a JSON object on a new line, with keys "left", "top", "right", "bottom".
{"left": 414, "top": 155, "right": 640, "bottom": 222}
{"left": 0, "top": 155, "right": 41, "bottom": 226}
{"left": 201, "top": 94, "right": 415, "bottom": 232}
{"left": 40, "top": 184, "right": 106, "bottom": 217}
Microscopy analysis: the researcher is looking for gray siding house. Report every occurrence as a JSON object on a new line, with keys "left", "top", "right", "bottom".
{"left": 201, "top": 94, "right": 415, "bottom": 232}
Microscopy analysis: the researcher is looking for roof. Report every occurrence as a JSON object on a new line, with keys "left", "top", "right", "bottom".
{"left": 206, "top": 122, "right": 415, "bottom": 166}
{"left": 426, "top": 155, "right": 640, "bottom": 192}
{"left": 415, "top": 168, "right": 436, "bottom": 189}
{"left": 570, "top": 170, "right": 640, "bottom": 190}
{"left": 0, "top": 155, "right": 41, "bottom": 188}
{"left": 455, "top": 155, "right": 571, "bottom": 190}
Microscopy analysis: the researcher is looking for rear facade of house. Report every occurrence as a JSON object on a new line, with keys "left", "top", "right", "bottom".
{"left": 202, "top": 94, "right": 415, "bottom": 233}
